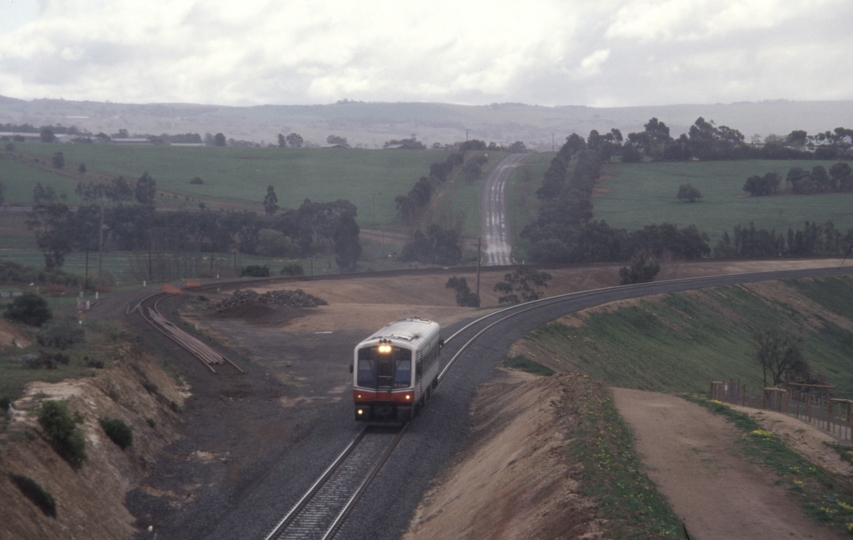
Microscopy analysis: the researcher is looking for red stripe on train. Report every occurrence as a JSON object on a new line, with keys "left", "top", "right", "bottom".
{"left": 353, "top": 389, "right": 414, "bottom": 403}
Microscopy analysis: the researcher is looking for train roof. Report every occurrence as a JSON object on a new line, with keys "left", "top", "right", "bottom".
{"left": 359, "top": 317, "right": 440, "bottom": 346}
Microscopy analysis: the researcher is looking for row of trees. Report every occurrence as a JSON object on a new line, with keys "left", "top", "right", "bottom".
{"left": 573, "top": 118, "right": 853, "bottom": 164}
{"left": 743, "top": 163, "right": 853, "bottom": 197}
{"left": 26, "top": 177, "right": 363, "bottom": 276}
{"left": 28, "top": 173, "right": 158, "bottom": 207}
{"left": 395, "top": 152, "right": 465, "bottom": 221}
{"left": 712, "top": 221, "right": 853, "bottom": 259}
{"left": 398, "top": 224, "right": 462, "bottom": 266}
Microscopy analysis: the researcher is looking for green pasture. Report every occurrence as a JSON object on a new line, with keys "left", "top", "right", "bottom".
{"left": 594, "top": 160, "right": 853, "bottom": 244}
{"left": 5, "top": 144, "right": 450, "bottom": 229}
{"left": 0, "top": 157, "right": 73, "bottom": 203}
{"left": 0, "top": 211, "right": 35, "bottom": 250}
{"left": 525, "top": 276, "right": 853, "bottom": 396}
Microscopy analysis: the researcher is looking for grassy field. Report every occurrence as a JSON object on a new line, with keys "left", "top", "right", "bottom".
{"left": 3, "top": 144, "right": 450, "bottom": 229}
{"left": 520, "top": 275, "right": 853, "bottom": 396}
{"left": 0, "top": 158, "right": 72, "bottom": 204}
{"left": 594, "top": 159, "right": 853, "bottom": 244}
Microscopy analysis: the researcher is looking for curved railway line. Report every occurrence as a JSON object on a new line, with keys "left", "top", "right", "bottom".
{"left": 264, "top": 264, "right": 853, "bottom": 538}
{"left": 130, "top": 264, "right": 853, "bottom": 538}
{"left": 132, "top": 291, "right": 244, "bottom": 374}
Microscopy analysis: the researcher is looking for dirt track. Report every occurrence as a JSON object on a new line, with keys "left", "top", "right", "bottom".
{"left": 613, "top": 388, "right": 847, "bottom": 540}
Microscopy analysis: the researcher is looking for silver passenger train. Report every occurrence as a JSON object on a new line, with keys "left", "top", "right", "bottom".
{"left": 351, "top": 318, "right": 442, "bottom": 422}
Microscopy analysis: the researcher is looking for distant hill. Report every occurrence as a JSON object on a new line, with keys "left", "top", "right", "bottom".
{"left": 2, "top": 97, "right": 853, "bottom": 150}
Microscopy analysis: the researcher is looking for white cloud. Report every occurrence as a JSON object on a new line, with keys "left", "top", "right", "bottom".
{"left": 574, "top": 49, "right": 611, "bottom": 79}
{"left": 605, "top": 0, "right": 841, "bottom": 42}
{"left": 0, "top": 0, "right": 851, "bottom": 106}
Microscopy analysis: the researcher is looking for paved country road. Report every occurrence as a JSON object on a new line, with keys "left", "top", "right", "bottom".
{"left": 479, "top": 153, "right": 528, "bottom": 266}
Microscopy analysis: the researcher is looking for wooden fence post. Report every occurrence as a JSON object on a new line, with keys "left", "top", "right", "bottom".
{"left": 808, "top": 394, "right": 812, "bottom": 423}
{"left": 828, "top": 400, "right": 834, "bottom": 435}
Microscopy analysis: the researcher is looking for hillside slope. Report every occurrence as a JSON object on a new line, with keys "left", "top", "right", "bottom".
{"left": 3, "top": 98, "right": 853, "bottom": 148}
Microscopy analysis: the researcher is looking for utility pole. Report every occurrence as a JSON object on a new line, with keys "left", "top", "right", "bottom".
{"left": 476, "top": 236, "right": 481, "bottom": 300}
{"left": 147, "top": 229, "right": 152, "bottom": 282}
{"left": 97, "top": 196, "right": 105, "bottom": 283}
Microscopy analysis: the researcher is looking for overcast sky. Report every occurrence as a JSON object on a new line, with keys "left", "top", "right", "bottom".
{"left": 1, "top": 0, "right": 851, "bottom": 108}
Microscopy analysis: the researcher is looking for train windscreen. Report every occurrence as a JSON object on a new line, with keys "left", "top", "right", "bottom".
{"left": 357, "top": 346, "right": 412, "bottom": 388}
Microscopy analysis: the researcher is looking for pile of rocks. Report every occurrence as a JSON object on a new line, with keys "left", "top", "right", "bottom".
{"left": 211, "top": 289, "right": 328, "bottom": 311}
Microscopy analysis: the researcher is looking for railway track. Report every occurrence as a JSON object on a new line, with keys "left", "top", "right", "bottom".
{"left": 132, "top": 291, "right": 244, "bottom": 374}
{"left": 438, "top": 264, "right": 853, "bottom": 381}
{"left": 265, "top": 425, "right": 408, "bottom": 540}
{"left": 130, "top": 264, "right": 853, "bottom": 538}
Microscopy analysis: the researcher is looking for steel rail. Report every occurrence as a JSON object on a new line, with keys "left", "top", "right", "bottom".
{"left": 134, "top": 290, "right": 243, "bottom": 374}
{"left": 321, "top": 423, "right": 410, "bottom": 540}
{"left": 438, "top": 265, "right": 853, "bottom": 382}
{"left": 264, "top": 427, "right": 369, "bottom": 540}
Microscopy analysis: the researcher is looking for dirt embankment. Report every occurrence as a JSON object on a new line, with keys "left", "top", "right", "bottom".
{"left": 404, "top": 371, "right": 604, "bottom": 540}
{"left": 613, "top": 389, "right": 848, "bottom": 539}
{"left": 0, "top": 318, "right": 31, "bottom": 348}
{"left": 0, "top": 346, "right": 187, "bottom": 540}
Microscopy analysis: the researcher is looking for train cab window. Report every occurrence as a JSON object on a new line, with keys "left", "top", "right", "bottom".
{"left": 357, "top": 346, "right": 411, "bottom": 388}
{"left": 357, "top": 358, "right": 375, "bottom": 387}
{"left": 377, "top": 356, "right": 393, "bottom": 387}
{"left": 395, "top": 359, "right": 411, "bottom": 387}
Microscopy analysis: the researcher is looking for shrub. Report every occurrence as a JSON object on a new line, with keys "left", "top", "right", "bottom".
{"left": 9, "top": 474, "right": 56, "bottom": 517}
{"left": 4, "top": 291, "right": 52, "bottom": 327}
{"left": 35, "top": 400, "right": 87, "bottom": 469}
{"left": 37, "top": 320, "right": 86, "bottom": 349}
{"left": 190, "top": 176, "right": 204, "bottom": 184}
{"left": 280, "top": 263, "right": 304, "bottom": 276}
{"left": 0, "top": 396, "right": 10, "bottom": 414}
{"left": 240, "top": 265, "right": 270, "bottom": 277}
{"left": 99, "top": 417, "right": 133, "bottom": 450}
{"left": 25, "top": 351, "right": 70, "bottom": 369}
{"left": 619, "top": 254, "right": 660, "bottom": 285}
{"left": 85, "top": 357, "right": 104, "bottom": 369}
{"left": 445, "top": 276, "right": 480, "bottom": 307}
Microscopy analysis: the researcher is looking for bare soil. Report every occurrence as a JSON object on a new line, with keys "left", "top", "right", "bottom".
{"left": 0, "top": 346, "right": 186, "bottom": 540}
{"left": 404, "top": 371, "right": 604, "bottom": 540}
{"left": 0, "top": 318, "right": 31, "bottom": 348}
{"left": 612, "top": 388, "right": 847, "bottom": 539}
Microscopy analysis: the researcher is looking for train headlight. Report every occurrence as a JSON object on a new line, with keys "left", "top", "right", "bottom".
{"left": 378, "top": 342, "right": 392, "bottom": 354}
{"left": 405, "top": 393, "right": 411, "bottom": 400}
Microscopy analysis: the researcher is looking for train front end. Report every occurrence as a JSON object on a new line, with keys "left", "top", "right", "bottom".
{"left": 352, "top": 337, "right": 416, "bottom": 423}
